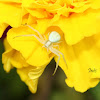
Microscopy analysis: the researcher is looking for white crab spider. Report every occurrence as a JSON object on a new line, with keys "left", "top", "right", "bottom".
{"left": 14, "top": 24, "right": 67, "bottom": 75}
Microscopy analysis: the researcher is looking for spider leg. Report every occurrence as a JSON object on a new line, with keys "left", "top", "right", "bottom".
{"left": 24, "top": 24, "right": 44, "bottom": 41}
{"left": 52, "top": 44, "right": 59, "bottom": 49}
{"left": 47, "top": 48, "right": 49, "bottom": 52}
{"left": 13, "top": 34, "right": 44, "bottom": 44}
{"left": 49, "top": 47, "right": 60, "bottom": 75}
{"left": 48, "top": 32, "right": 50, "bottom": 37}
{"left": 43, "top": 34, "right": 47, "bottom": 40}
{"left": 56, "top": 41, "right": 62, "bottom": 44}
{"left": 42, "top": 45, "right": 45, "bottom": 48}
{"left": 51, "top": 48, "right": 68, "bottom": 69}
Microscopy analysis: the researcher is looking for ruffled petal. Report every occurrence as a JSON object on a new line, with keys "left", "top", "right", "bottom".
{"left": 2, "top": 39, "right": 28, "bottom": 69}
{"left": 54, "top": 9, "right": 100, "bottom": 45}
{"left": 22, "top": 0, "right": 35, "bottom": 7}
{"left": 26, "top": 8, "right": 48, "bottom": 18}
{"left": 27, "top": 14, "right": 37, "bottom": 25}
{"left": 0, "top": 2, "right": 22, "bottom": 27}
{"left": 0, "top": 23, "right": 8, "bottom": 38}
{"left": 55, "top": 33, "right": 100, "bottom": 92}
{"left": 2, "top": 49, "right": 13, "bottom": 72}
{"left": 91, "top": 0, "right": 100, "bottom": 9}
{"left": 0, "top": 0, "right": 21, "bottom": 3}
{"left": 17, "top": 65, "right": 46, "bottom": 93}
{"left": 2, "top": 38, "right": 46, "bottom": 93}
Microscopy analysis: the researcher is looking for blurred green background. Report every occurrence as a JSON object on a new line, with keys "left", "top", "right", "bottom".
{"left": 0, "top": 36, "right": 100, "bottom": 100}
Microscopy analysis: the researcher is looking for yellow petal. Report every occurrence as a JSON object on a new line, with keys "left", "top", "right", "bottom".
{"left": 27, "top": 14, "right": 37, "bottom": 25}
{"left": 0, "top": 2, "right": 22, "bottom": 27}
{"left": 2, "top": 39, "right": 28, "bottom": 69}
{"left": 36, "top": 19, "right": 51, "bottom": 34}
{"left": 2, "top": 49, "right": 13, "bottom": 73}
{"left": 7, "top": 20, "right": 53, "bottom": 66}
{"left": 10, "top": 51, "right": 29, "bottom": 68}
{"left": 54, "top": 9, "right": 100, "bottom": 45}
{"left": 69, "top": 4, "right": 90, "bottom": 13}
{"left": 2, "top": 38, "right": 14, "bottom": 72}
{"left": 91, "top": 0, "right": 100, "bottom": 9}
{"left": 22, "top": 13, "right": 29, "bottom": 25}
{"left": 55, "top": 33, "right": 100, "bottom": 92}
{"left": 26, "top": 8, "right": 48, "bottom": 18}
{"left": 0, "top": 23, "right": 8, "bottom": 38}
{"left": 3, "top": 38, "right": 45, "bottom": 93}
{"left": 0, "top": 0, "right": 21, "bottom": 3}
{"left": 90, "top": 33, "right": 100, "bottom": 78}
{"left": 22, "top": 0, "right": 35, "bottom": 7}
{"left": 17, "top": 65, "right": 46, "bottom": 93}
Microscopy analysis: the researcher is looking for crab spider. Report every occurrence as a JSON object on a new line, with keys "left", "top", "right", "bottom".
{"left": 14, "top": 24, "right": 68, "bottom": 75}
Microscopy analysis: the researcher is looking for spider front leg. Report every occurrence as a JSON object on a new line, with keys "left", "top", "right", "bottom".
{"left": 24, "top": 24, "right": 44, "bottom": 41}
{"left": 13, "top": 34, "right": 44, "bottom": 45}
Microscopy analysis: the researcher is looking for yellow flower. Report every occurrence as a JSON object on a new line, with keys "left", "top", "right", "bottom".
{"left": 7, "top": 24, "right": 100, "bottom": 93}
{"left": 2, "top": 38, "right": 46, "bottom": 93}
{"left": 2, "top": 0, "right": 100, "bottom": 93}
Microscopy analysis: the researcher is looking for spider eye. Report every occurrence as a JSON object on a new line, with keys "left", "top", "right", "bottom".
{"left": 49, "top": 31, "right": 61, "bottom": 43}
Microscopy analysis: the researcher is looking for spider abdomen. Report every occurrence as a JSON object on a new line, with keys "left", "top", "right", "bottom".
{"left": 49, "top": 31, "right": 61, "bottom": 43}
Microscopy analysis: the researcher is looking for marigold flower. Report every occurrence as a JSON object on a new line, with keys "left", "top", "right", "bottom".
{"left": 2, "top": 0, "right": 100, "bottom": 93}
{"left": 2, "top": 39, "right": 46, "bottom": 93}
